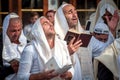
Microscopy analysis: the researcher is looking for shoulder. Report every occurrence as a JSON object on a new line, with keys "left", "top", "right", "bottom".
{"left": 24, "top": 42, "right": 35, "bottom": 52}
{"left": 21, "top": 42, "right": 37, "bottom": 60}
{"left": 22, "top": 42, "right": 37, "bottom": 56}
{"left": 56, "top": 38, "right": 67, "bottom": 47}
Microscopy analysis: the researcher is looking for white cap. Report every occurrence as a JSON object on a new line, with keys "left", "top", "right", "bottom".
{"left": 94, "top": 23, "right": 109, "bottom": 34}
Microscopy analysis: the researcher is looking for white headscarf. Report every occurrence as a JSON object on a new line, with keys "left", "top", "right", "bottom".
{"left": 91, "top": 22, "right": 114, "bottom": 57}
{"left": 2, "top": 13, "right": 27, "bottom": 62}
{"left": 54, "top": 2, "right": 84, "bottom": 40}
{"left": 94, "top": 22, "right": 109, "bottom": 34}
{"left": 54, "top": 3, "right": 85, "bottom": 80}
{"left": 31, "top": 16, "right": 72, "bottom": 68}
{"left": 94, "top": 0, "right": 118, "bottom": 25}
{"left": 90, "top": 0, "right": 120, "bottom": 33}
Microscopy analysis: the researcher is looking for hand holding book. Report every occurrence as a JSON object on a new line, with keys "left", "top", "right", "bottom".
{"left": 45, "top": 57, "right": 72, "bottom": 75}
{"left": 64, "top": 30, "right": 92, "bottom": 47}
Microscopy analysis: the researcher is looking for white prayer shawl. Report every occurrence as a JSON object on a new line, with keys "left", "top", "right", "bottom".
{"left": 54, "top": 3, "right": 84, "bottom": 40}
{"left": 90, "top": 0, "right": 120, "bottom": 36}
{"left": 94, "top": 38, "right": 120, "bottom": 80}
{"left": 2, "top": 13, "right": 27, "bottom": 63}
{"left": 31, "top": 16, "right": 74, "bottom": 80}
{"left": 91, "top": 22, "right": 115, "bottom": 57}
{"left": 2, "top": 13, "right": 27, "bottom": 80}
{"left": 54, "top": 2, "right": 94, "bottom": 80}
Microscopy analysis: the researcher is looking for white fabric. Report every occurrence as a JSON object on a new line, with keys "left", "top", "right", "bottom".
{"left": 71, "top": 53, "right": 82, "bottom": 80}
{"left": 2, "top": 13, "right": 27, "bottom": 80}
{"left": 118, "top": 55, "right": 120, "bottom": 80}
{"left": 94, "top": 22, "right": 109, "bottom": 34}
{"left": 90, "top": 31, "right": 114, "bottom": 57}
{"left": 89, "top": 0, "right": 120, "bottom": 35}
{"left": 54, "top": 3, "right": 84, "bottom": 80}
{"left": 2, "top": 13, "right": 27, "bottom": 63}
{"left": 94, "top": 38, "right": 120, "bottom": 79}
{"left": 54, "top": 3, "right": 84, "bottom": 40}
{"left": 77, "top": 47, "right": 93, "bottom": 80}
{"left": 93, "top": 0, "right": 118, "bottom": 26}
{"left": 91, "top": 22, "right": 115, "bottom": 57}
{"left": 23, "top": 24, "right": 33, "bottom": 41}
{"left": 17, "top": 16, "right": 74, "bottom": 80}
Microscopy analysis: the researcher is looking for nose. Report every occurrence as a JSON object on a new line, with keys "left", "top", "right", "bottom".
{"left": 15, "top": 30, "right": 21, "bottom": 36}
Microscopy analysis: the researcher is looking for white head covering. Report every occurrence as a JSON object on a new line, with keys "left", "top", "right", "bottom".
{"left": 94, "top": 22, "right": 109, "bottom": 34}
{"left": 91, "top": 22, "right": 114, "bottom": 57}
{"left": 31, "top": 16, "right": 52, "bottom": 64}
{"left": 54, "top": 2, "right": 84, "bottom": 40}
{"left": 54, "top": 3, "right": 84, "bottom": 80}
{"left": 31, "top": 16, "right": 72, "bottom": 68}
{"left": 93, "top": 0, "right": 118, "bottom": 27}
{"left": 2, "top": 13, "right": 27, "bottom": 62}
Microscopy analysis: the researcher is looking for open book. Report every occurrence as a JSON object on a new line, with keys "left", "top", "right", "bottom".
{"left": 45, "top": 57, "right": 72, "bottom": 74}
{"left": 64, "top": 29, "right": 92, "bottom": 47}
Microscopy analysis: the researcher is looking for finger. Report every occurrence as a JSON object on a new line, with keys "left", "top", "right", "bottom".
{"left": 73, "top": 39, "right": 82, "bottom": 46}
{"left": 74, "top": 42, "right": 82, "bottom": 48}
{"left": 47, "top": 69, "right": 55, "bottom": 73}
{"left": 69, "top": 37, "right": 75, "bottom": 45}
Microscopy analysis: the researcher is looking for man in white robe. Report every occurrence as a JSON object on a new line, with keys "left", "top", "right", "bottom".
{"left": 54, "top": 2, "right": 118, "bottom": 80}
{"left": 17, "top": 16, "right": 74, "bottom": 80}
{"left": 2, "top": 13, "right": 27, "bottom": 80}
{"left": 54, "top": 2, "right": 95, "bottom": 80}
{"left": 92, "top": 22, "right": 115, "bottom": 57}
{"left": 89, "top": 0, "right": 120, "bottom": 38}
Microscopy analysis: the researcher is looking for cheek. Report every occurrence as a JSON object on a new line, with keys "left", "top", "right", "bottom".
{"left": 18, "top": 31, "right": 21, "bottom": 35}
{"left": 7, "top": 32, "right": 14, "bottom": 39}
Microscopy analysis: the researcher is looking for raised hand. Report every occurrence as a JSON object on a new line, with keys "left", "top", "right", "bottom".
{"left": 105, "top": 10, "right": 119, "bottom": 31}
{"left": 67, "top": 37, "right": 82, "bottom": 55}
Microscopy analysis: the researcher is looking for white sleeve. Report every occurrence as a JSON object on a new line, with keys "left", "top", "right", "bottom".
{"left": 17, "top": 45, "right": 34, "bottom": 80}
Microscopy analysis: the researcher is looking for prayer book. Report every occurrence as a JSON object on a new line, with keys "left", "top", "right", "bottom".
{"left": 64, "top": 29, "right": 92, "bottom": 47}
{"left": 45, "top": 57, "right": 72, "bottom": 74}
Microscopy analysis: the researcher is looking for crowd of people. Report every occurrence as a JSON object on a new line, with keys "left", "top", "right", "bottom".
{"left": 0, "top": 0, "right": 120, "bottom": 80}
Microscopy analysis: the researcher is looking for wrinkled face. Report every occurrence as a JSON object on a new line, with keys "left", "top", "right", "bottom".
{"left": 30, "top": 15, "right": 39, "bottom": 24}
{"left": 40, "top": 17, "right": 55, "bottom": 37}
{"left": 63, "top": 4, "right": 78, "bottom": 29}
{"left": 46, "top": 12, "right": 55, "bottom": 24}
{"left": 7, "top": 18, "right": 22, "bottom": 43}
{"left": 94, "top": 33, "right": 108, "bottom": 42}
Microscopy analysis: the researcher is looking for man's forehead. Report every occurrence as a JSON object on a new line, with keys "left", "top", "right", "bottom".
{"left": 40, "top": 17, "right": 49, "bottom": 24}
{"left": 9, "top": 18, "right": 21, "bottom": 25}
{"left": 63, "top": 4, "right": 75, "bottom": 12}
